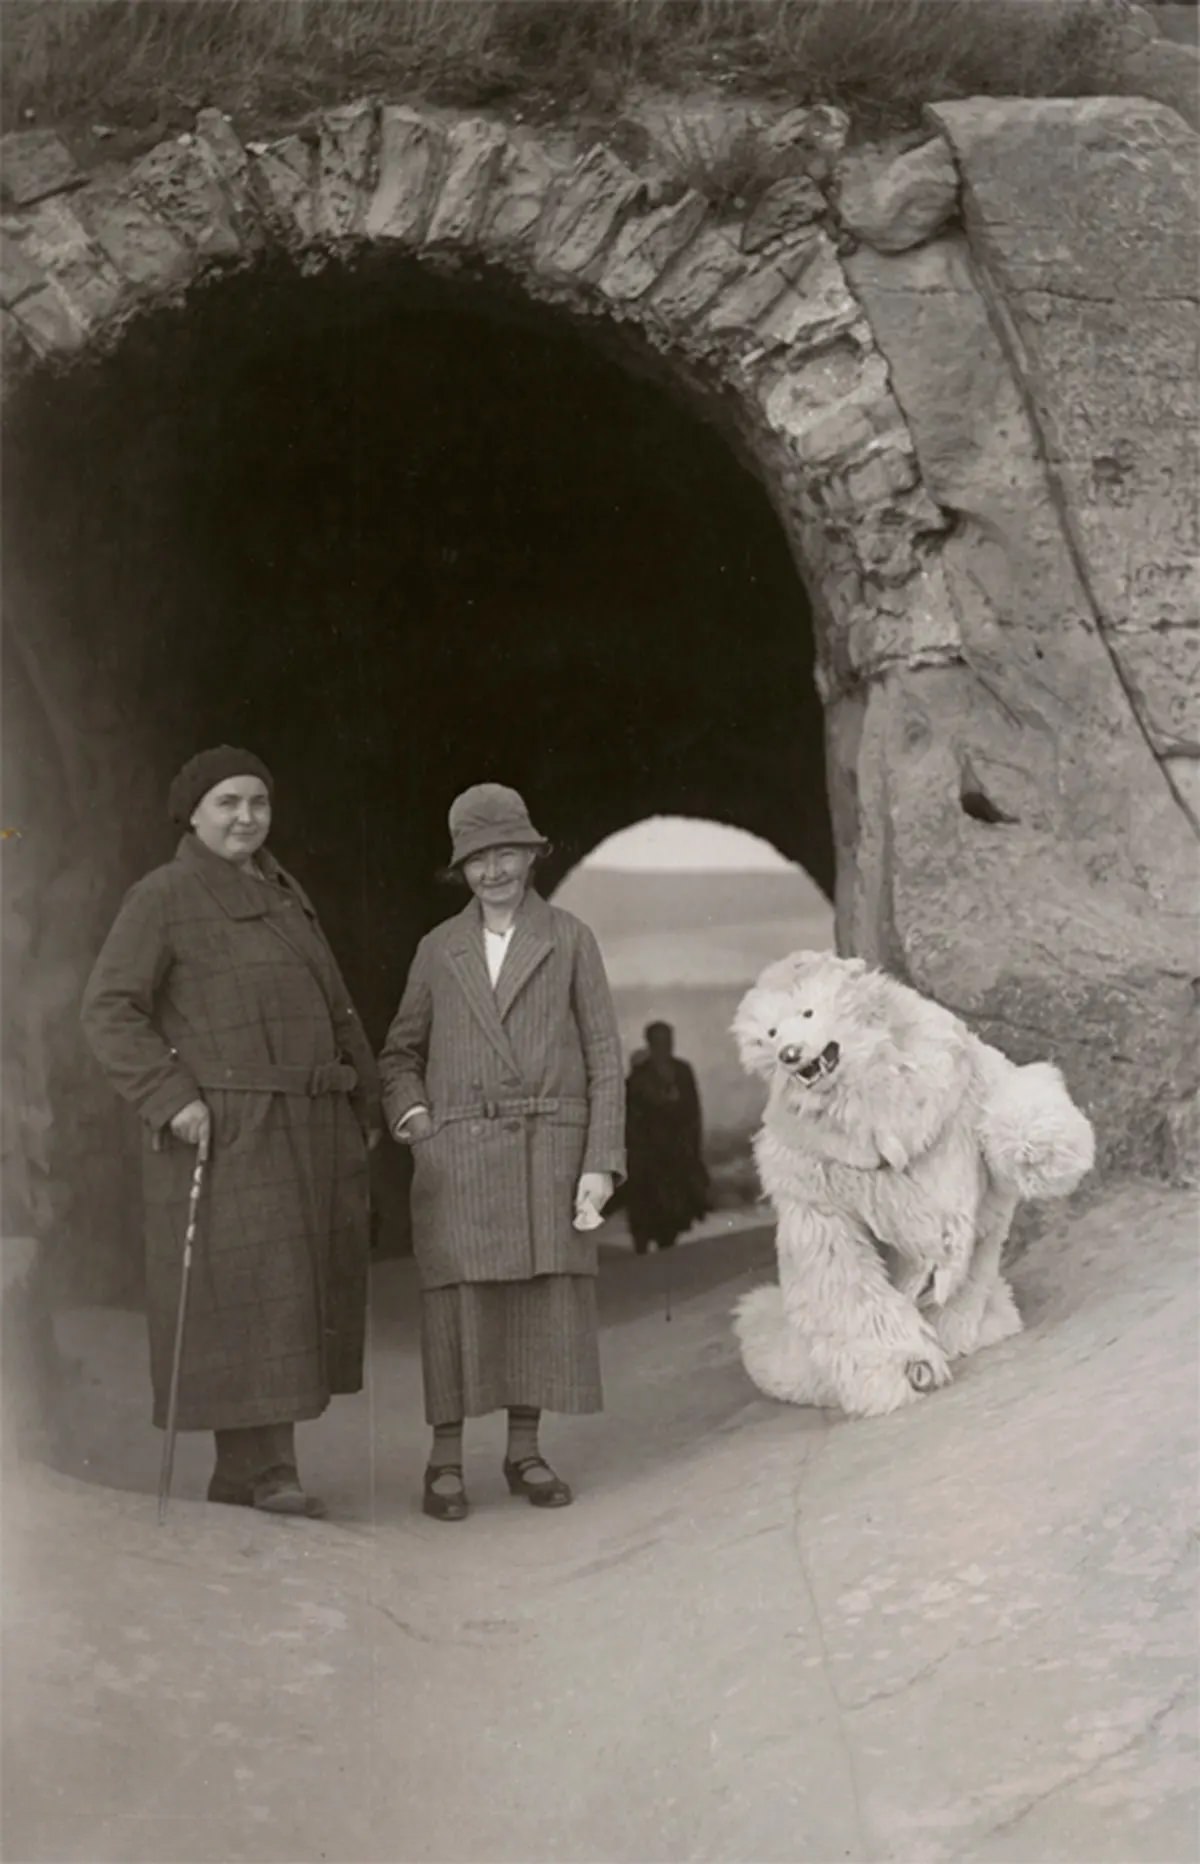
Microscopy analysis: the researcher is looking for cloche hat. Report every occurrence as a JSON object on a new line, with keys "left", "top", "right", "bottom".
{"left": 447, "top": 783, "right": 548, "bottom": 868}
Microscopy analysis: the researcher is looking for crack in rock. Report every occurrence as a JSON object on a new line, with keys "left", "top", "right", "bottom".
{"left": 969, "top": 1681, "right": 1193, "bottom": 1850}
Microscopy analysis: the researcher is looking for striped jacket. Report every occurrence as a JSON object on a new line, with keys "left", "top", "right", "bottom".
{"left": 379, "top": 891, "right": 625, "bottom": 1289}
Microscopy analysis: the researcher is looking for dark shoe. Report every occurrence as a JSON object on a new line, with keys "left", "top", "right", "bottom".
{"left": 207, "top": 1473, "right": 256, "bottom": 1507}
{"left": 207, "top": 1466, "right": 327, "bottom": 1518}
{"left": 503, "top": 1456, "right": 573, "bottom": 1508}
{"left": 423, "top": 1463, "right": 469, "bottom": 1522}
{"left": 254, "top": 1466, "right": 328, "bottom": 1517}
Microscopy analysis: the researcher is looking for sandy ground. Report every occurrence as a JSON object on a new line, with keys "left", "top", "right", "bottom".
{"left": 3, "top": 1182, "right": 1197, "bottom": 1864}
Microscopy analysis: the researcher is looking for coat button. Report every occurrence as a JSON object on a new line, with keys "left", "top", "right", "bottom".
{"left": 503, "top": 1119, "right": 521, "bottom": 1133}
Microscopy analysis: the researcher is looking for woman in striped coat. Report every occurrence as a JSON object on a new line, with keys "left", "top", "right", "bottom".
{"left": 379, "top": 784, "right": 625, "bottom": 1521}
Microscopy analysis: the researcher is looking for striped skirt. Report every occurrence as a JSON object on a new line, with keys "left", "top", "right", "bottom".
{"left": 420, "top": 1274, "right": 602, "bottom": 1424}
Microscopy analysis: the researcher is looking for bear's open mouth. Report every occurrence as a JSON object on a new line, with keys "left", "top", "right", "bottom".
{"left": 795, "top": 1041, "right": 840, "bottom": 1082}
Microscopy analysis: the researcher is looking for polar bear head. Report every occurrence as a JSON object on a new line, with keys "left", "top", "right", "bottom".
{"left": 732, "top": 949, "right": 976, "bottom": 1169}
{"left": 732, "top": 949, "right": 882, "bottom": 1093}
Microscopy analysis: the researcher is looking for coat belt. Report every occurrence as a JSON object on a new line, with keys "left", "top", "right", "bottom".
{"left": 191, "top": 1060, "right": 359, "bottom": 1097}
{"left": 439, "top": 1096, "right": 588, "bottom": 1126}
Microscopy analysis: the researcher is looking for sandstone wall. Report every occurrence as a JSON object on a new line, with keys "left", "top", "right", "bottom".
{"left": 835, "top": 97, "right": 1199, "bottom": 1179}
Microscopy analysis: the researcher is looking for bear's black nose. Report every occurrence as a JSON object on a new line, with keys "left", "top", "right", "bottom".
{"left": 779, "top": 1045, "right": 803, "bottom": 1067}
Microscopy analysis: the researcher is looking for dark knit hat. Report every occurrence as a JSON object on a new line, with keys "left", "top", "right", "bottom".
{"left": 168, "top": 746, "right": 274, "bottom": 825}
{"left": 447, "top": 783, "right": 547, "bottom": 868}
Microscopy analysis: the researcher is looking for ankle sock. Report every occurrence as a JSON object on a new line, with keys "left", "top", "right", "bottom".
{"left": 430, "top": 1420, "right": 464, "bottom": 1471}
{"left": 506, "top": 1406, "right": 542, "bottom": 1466}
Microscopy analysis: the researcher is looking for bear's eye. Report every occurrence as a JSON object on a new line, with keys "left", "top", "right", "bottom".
{"left": 803, "top": 1010, "right": 813, "bottom": 1019}
{"left": 767, "top": 1028, "right": 777, "bottom": 1039}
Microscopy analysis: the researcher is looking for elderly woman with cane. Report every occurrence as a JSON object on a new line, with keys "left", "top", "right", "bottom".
{"left": 81, "top": 746, "right": 380, "bottom": 1518}
{"left": 380, "top": 784, "right": 624, "bottom": 1522}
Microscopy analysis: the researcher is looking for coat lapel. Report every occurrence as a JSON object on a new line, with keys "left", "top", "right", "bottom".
{"left": 177, "top": 834, "right": 270, "bottom": 919}
{"left": 252, "top": 855, "right": 339, "bottom": 1010}
{"left": 494, "top": 892, "right": 554, "bottom": 1023}
{"left": 446, "top": 904, "right": 519, "bottom": 1071}
{"left": 179, "top": 836, "right": 337, "bottom": 1015}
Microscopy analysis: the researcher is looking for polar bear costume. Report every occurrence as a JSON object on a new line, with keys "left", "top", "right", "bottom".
{"left": 731, "top": 951, "right": 1095, "bottom": 1418}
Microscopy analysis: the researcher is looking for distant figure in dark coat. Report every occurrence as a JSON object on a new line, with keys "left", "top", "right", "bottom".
{"left": 380, "top": 784, "right": 625, "bottom": 1523}
{"left": 625, "top": 1022, "right": 709, "bottom": 1255}
{"left": 81, "top": 746, "right": 380, "bottom": 1519}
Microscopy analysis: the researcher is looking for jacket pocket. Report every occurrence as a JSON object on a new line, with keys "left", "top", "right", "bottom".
{"left": 547, "top": 1119, "right": 587, "bottom": 1187}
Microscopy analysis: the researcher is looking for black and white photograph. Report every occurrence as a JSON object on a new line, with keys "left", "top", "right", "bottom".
{"left": 1, "top": 1, "right": 1197, "bottom": 1859}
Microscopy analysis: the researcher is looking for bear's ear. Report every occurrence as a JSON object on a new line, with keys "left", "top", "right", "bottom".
{"left": 731, "top": 989, "right": 778, "bottom": 1080}
{"left": 732, "top": 990, "right": 764, "bottom": 1039}
{"left": 791, "top": 949, "right": 868, "bottom": 985}
{"left": 756, "top": 955, "right": 800, "bottom": 992}
{"left": 760, "top": 949, "right": 821, "bottom": 989}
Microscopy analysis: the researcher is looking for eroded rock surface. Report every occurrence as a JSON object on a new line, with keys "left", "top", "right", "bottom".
{"left": 929, "top": 98, "right": 1200, "bottom": 775}
{"left": 837, "top": 135, "right": 959, "bottom": 252}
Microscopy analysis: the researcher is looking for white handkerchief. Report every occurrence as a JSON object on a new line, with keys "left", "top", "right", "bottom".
{"left": 573, "top": 1203, "right": 604, "bottom": 1232}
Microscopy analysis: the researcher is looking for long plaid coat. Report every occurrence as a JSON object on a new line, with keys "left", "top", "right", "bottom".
{"left": 379, "top": 891, "right": 625, "bottom": 1290}
{"left": 81, "top": 834, "right": 379, "bottom": 1433}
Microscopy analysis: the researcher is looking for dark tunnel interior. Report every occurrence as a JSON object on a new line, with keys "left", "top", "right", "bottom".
{"left": 4, "top": 254, "right": 830, "bottom": 1252}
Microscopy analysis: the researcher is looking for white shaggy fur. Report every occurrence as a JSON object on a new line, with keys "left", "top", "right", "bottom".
{"left": 731, "top": 951, "right": 1095, "bottom": 1419}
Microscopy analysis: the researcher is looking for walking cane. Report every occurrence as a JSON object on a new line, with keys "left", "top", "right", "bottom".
{"left": 157, "top": 1136, "right": 208, "bottom": 1524}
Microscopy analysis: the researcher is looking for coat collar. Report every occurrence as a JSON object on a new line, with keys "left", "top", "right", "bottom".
{"left": 175, "top": 833, "right": 307, "bottom": 920}
{"left": 444, "top": 891, "right": 555, "bottom": 1067}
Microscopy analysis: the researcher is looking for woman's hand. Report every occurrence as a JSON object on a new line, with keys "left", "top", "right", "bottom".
{"left": 394, "top": 1109, "right": 434, "bottom": 1145}
{"left": 169, "top": 1099, "right": 211, "bottom": 1156}
{"left": 575, "top": 1172, "right": 613, "bottom": 1216}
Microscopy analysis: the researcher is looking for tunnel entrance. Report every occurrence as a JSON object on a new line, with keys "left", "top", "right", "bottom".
{"left": 554, "top": 815, "right": 834, "bottom": 1214}
{"left": 3, "top": 253, "right": 830, "bottom": 1284}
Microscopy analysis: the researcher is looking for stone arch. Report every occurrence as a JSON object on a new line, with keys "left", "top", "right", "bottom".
{"left": 2, "top": 98, "right": 951, "bottom": 698}
{"left": 2, "top": 88, "right": 1198, "bottom": 1266}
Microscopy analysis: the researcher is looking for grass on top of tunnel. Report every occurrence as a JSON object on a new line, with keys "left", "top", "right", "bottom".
{"left": 4, "top": 0, "right": 1143, "bottom": 147}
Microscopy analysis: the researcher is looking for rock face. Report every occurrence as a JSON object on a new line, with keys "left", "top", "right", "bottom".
{"left": 741, "top": 176, "right": 824, "bottom": 252}
{"left": 839, "top": 102, "right": 1199, "bottom": 1176}
{"left": 837, "top": 136, "right": 959, "bottom": 252}
{"left": 842, "top": 232, "right": 1192, "bottom": 905}
{"left": 928, "top": 99, "right": 1200, "bottom": 777}
{"left": 1, "top": 87, "right": 1197, "bottom": 1330}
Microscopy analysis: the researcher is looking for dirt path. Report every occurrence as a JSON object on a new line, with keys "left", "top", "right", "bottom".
{"left": 3, "top": 1184, "right": 1196, "bottom": 1863}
